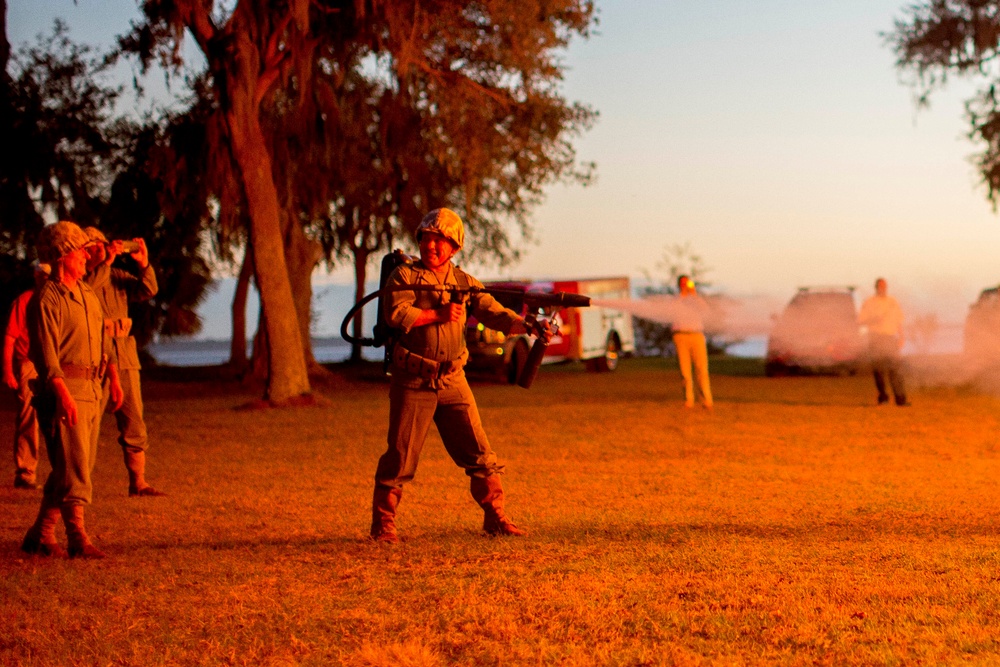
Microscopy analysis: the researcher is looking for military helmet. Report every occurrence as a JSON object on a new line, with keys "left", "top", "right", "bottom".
{"left": 36, "top": 221, "right": 90, "bottom": 264}
{"left": 416, "top": 208, "right": 464, "bottom": 249}
{"left": 83, "top": 226, "right": 108, "bottom": 244}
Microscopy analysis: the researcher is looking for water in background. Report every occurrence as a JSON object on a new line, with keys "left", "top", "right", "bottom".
{"left": 151, "top": 278, "right": 382, "bottom": 366}
{"left": 149, "top": 338, "right": 382, "bottom": 367}
{"left": 149, "top": 329, "right": 962, "bottom": 368}
{"left": 160, "top": 278, "right": 965, "bottom": 367}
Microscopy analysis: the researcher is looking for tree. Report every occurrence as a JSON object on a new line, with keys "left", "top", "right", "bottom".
{"left": 134, "top": 75, "right": 256, "bottom": 369}
{"left": 0, "top": 19, "right": 213, "bottom": 346}
{"left": 0, "top": 19, "right": 124, "bottom": 318}
{"left": 314, "top": 3, "right": 598, "bottom": 360}
{"left": 0, "top": 0, "right": 31, "bottom": 314}
{"left": 99, "top": 115, "right": 216, "bottom": 348}
{"left": 123, "top": 0, "right": 596, "bottom": 388}
{"left": 124, "top": 0, "right": 329, "bottom": 403}
{"left": 888, "top": 1, "right": 1000, "bottom": 204}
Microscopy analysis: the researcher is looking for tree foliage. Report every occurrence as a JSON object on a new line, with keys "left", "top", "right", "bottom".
{"left": 1, "top": 22, "right": 122, "bottom": 257}
{"left": 889, "top": 0, "right": 1000, "bottom": 204}
{"left": 121, "top": 0, "right": 597, "bottom": 380}
{"left": 99, "top": 112, "right": 216, "bottom": 346}
{"left": 303, "top": 3, "right": 598, "bottom": 360}
{"left": 122, "top": 0, "right": 355, "bottom": 401}
{"left": 0, "top": 18, "right": 212, "bottom": 346}
{"left": 0, "top": 19, "right": 124, "bottom": 321}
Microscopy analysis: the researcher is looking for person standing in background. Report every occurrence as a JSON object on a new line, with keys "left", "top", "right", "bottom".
{"left": 3, "top": 264, "right": 50, "bottom": 489}
{"left": 83, "top": 227, "right": 165, "bottom": 497}
{"left": 671, "top": 275, "right": 713, "bottom": 409}
{"left": 859, "top": 277, "right": 909, "bottom": 407}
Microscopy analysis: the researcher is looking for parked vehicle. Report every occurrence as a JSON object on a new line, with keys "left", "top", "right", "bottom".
{"left": 964, "top": 285, "right": 1000, "bottom": 365}
{"left": 765, "top": 287, "right": 865, "bottom": 376}
{"left": 466, "top": 277, "right": 636, "bottom": 383}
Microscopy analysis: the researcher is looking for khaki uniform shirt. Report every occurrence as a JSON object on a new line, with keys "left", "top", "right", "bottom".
{"left": 29, "top": 279, "right": 107, "bottom": 403}
{"left": 85, "top": 263, "right": 158, "bottom": 370}
{"left": 385, "top": 261, "right": 523, "bottom": 389}
{"left": 859, "top": 294, "right": 904, "bottom": 338}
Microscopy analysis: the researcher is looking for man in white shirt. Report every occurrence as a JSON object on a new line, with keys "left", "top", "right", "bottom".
{"left": 671, "top": 275, "right": 713, "bottom": 409}
{"left": 858, "top": 278, "right": 908, "bottom": 406}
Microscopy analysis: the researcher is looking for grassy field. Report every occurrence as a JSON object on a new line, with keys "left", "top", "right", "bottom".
{"left": 2, "top": 356, "right": 1000, "bottom": 666}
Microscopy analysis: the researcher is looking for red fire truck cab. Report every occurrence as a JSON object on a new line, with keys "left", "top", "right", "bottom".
{"left": 465, "top": 276, "right": 636, "bottom": 383}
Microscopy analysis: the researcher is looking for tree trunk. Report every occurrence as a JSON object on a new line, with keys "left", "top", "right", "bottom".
{"left": 229, "top": 245, "right": 253, "bottom": 372}
{"left": 251, "top": 306, "right": 269, "bottom": 381}
{"left": 282, "top": 210, "right": 324, "bottom": 373}
{"left": 222, "top": 28, "right": 311, "bottom": 403}
{"left": 350, "top": 246, "right": 369, "bottom": 364}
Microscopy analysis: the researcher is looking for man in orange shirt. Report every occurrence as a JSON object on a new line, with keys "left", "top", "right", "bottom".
{"left": 3, "top": 264, "right": 50, "bottom": 489}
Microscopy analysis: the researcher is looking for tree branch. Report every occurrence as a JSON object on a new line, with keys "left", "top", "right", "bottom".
{"left": 175, "top": 0, "right": 217, "bottom": 54}
{"left": 255, "top": 13, "right": 293, "bottom": 106}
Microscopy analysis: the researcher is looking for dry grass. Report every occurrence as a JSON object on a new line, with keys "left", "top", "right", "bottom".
{"left": 2, "top": 356, "right": 1000, "bottom": 665}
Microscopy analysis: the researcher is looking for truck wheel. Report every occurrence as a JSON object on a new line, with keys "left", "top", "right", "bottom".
{"left": 507, "top": 340, "right": 530, "bottom": 384}
{"left": 587, "top": 333, "right": 620, "bottom": 373}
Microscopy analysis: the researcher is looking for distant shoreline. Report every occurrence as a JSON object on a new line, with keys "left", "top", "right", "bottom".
{"left": 148, "top": 337, "right": 380, "bottom": 367}
{"left": 147, "top": 335, "right": 774, "bottom": 367}
{"left": 149, "top": 330, "right": 963, "bottom": 368}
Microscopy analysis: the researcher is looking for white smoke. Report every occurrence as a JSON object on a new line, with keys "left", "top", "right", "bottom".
{"left": 593, "top": 293, "right": 781, "bottom": 341}
{"left": 597, "top": 292, "right": 1000, "bottom": 393}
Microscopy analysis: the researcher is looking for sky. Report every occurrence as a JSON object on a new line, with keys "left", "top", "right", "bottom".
{"left": 9, "top": 0, "right": 1000, "bottom": 331}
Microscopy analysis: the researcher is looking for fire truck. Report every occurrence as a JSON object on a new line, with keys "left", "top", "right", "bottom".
{"left": 466, "top": 276, "right": 635, "bottom": 383}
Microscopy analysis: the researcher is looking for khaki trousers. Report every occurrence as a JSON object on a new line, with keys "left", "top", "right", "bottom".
{"left": 36, "top": 392, "right": 101, "bottom": 506}
{"left": 375, "top": 374, "right": 503, "bottom": 489}
{"left": 869, "top": 334, "right": 907, "bottom": 404}
{"left": 14, "top": 360, "right": 40, "bottom": 483}
{"left": 673, "top": 332, "right": 713, "bottom": 407}
{"left": 98, "top": 368, "right": 148, "bottom": 453}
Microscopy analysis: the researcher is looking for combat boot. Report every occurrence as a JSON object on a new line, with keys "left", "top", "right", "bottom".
{"left": 61, "top": 504, "right": 106, "bottom": 559}
{"left": 370, "top": 486, "right": 402, "bottom": 544}
{"left": 470, "top": 474, "right": 526, "bottom": 537}
{"left": 125, "top": 448, "right": 166, "bottom": 497}
{"left": 21, "top": 502, "right": 67, "bottom": 558}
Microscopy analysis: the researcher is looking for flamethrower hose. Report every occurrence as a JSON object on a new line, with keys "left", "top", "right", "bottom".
{"left": 340, "top": 288, "right": 385, "bottom": 347}
{"left": 339, "top": 285, "right": 591, "bottom": 348}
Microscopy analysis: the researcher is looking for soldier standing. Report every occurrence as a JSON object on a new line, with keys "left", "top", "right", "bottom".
{"left": 3, "top": 264, "right": 49, "bottom": 489}
{"left": 369, "top": 208, "right": 550, "bottom": 543}
{"left": 82, "top": 227, "right": 165, "bottom": 496}
{"left": 21, "top": 221, "right": 123, "bottom": 559}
